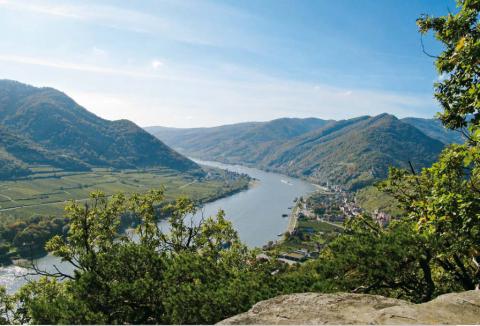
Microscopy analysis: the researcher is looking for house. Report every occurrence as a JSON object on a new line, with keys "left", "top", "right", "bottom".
{"left": 278, "top": 249, "right": 309, "bottom": 263}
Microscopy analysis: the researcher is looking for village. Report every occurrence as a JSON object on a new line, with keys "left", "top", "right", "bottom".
{"left": 262, "top": 185, "right": 391, "bottom": 265}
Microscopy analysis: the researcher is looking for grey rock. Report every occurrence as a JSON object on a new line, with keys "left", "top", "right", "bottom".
{"left": 219, "top": 291, "right": 480, "bottom": 325}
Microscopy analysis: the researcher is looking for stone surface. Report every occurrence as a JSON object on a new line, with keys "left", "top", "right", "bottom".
{"left": 219, "top": 291, "right": 480, "bottom": 325}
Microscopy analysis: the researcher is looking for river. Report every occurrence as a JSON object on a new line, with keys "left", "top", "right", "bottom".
{"left": 0, "top": 160, "right": 316, "bottom": 293}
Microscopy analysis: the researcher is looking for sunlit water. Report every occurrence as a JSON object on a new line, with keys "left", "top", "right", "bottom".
{"left": 0, "top": 160, "right": 315, "bottom": 293}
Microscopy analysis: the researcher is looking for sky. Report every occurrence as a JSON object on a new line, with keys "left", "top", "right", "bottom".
{"left": 0, "top": 0, "right": 456, "bottom": 127}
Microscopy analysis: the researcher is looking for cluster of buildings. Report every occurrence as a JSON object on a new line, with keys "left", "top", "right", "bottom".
{"left": 260, "top": 185, "right": 392, "bottom": 266}
{"left": 258, "top": 248, "right": 320, "bottom": 266}
{"left": 371, "top": 209, "right": 392, "bottom": 226}
{"left": 339, "top": 200, "right": 361, "bottom": 219}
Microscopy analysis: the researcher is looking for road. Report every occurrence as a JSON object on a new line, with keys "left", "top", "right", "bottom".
{"left": 0, "top": 197, "right": 90, "bottom": 212}
{"left": 318, "top": 218, "right": 345, "bottom": 229}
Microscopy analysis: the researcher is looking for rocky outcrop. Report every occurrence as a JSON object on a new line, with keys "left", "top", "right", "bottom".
{"left": 219, "top": 291, "right": 480, "bottom": 325}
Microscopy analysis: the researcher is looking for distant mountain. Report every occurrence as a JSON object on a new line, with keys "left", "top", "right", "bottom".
{"left": 263, "top": 114, "right": 444, "bottom": 189}
{"left": 0, "top": 80, "right": 202, "bottom": 179}
{"left": 146, "top": 117, "right": 329, "bottom": 164}
{"left": 401, "top": 117, "right": 464, "bottom": 144}
{"left": 148, "top": 114, "right": 445, "bottom": 190}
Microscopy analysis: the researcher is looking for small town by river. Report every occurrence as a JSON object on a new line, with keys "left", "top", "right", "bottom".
{"left": 0, "top": 159, "right": 316, "bottom": 293}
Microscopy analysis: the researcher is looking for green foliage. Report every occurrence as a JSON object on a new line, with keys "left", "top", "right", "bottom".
{"left": 2, "top": 190, "right": 277, "bottom": 324}
{"left": 310, "top": 216, "right": 442, "bottom": 302}
{"left": 0, "top": 216, "right": 67, "bottom": 264}
{"left": 417, "top": 0, "right": 480, "bottom": 131}
{"left": 0, "top": 286, "right": 16, "bottom": 325}
{"left": 355, "top": 186, "right": 404, "bottom": 218}
{"left": 380, "top": 144, "right": 480, "bottom": 290}
{"left": 376, "top": 0, "right": 480, "bottom": 290}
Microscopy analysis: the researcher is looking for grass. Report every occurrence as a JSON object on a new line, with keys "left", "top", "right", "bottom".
{"left": 0, "top": 167, "right": 250, "bottom": 220}
{"left": 297, "top": 219, "right": 343, "bottom": 233}
{"left": 274, "top": 220, "right": 342, "bottom": 253}
{"left": 355, "top": 186, "right": 404, "bottom": 218}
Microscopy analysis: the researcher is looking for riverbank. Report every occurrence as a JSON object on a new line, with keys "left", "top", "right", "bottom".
{"left": 286, "top": 204, "right": 299, "bottom": 234}
{"left": 1, "top": 160, "right": 316, "bottom": 293}
{"left": 0, "top": 168, "right": 252, "bottom": 267}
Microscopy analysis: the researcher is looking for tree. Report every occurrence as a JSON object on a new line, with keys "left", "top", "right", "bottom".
{"left": 297, "top": 215, "right": 439, "bottom": 302}
{"left": 380, "top": 0, "right": 480, "bottom": 291}
{"left": 417, "top": 0, "right": 480, "bottom": 133}
{"left": 5, "top": 190, "right": 276, "bottom": 324}
{"left": 380, "top": 146, "right": 480, "bottom": 291}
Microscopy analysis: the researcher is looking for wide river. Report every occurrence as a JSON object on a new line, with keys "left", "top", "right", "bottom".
{"left": 0, "top": 160, "right": 316, "bottom": 293}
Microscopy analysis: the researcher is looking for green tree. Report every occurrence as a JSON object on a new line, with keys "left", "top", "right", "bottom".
{"left": 5, "top": 190, "right": 275, "bottom": 324}
{"left": 417, "top": 0, "right": 480, "bottom": 133}
{"left": 380, "top": 0, "right": 480, "bottom": 291}
{"left": 380, "top": 146, "right": 480, "bottom": 291}
{"left": 294, "top": 216, "right": 439, "bottom": 302}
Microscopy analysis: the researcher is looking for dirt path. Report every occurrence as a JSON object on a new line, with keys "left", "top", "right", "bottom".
{"left": 179, "top": 180, "right": 197, "bottom": 189}
{"left": 0, "top": 193, "right": 18, "bottom": 204}
{"left": 318, "top": 218, "right": 345, "bottom": 229}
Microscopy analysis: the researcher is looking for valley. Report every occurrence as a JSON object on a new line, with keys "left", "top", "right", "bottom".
{"left": 147, "top": 114, "right": 463, "bottom": 190}
{"left": 0, "top": 80, "right": 462, "bottom": 286}
{"left": 1, "top": 1, "right": 479, "bottom": 323}
{"left": 0, "top": 159, "right": 316, "bottom": 293}
{"left": 0, "top": 163, "right": 251, "bottom": 266}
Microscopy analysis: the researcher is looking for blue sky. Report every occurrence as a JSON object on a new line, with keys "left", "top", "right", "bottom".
{"left": 0, "top": 0, "right": 455, "bottom": 127}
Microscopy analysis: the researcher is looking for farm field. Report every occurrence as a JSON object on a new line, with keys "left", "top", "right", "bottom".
{"left": 0, "top": 166, "right": 250, "bottom": 221}
{"left": 273, "top": 219, "right": 343, "bottom": 253}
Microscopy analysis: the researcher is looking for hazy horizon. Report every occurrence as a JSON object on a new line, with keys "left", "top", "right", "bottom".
{"left": 0, "top": 0, "right": 454, "bottom": 127}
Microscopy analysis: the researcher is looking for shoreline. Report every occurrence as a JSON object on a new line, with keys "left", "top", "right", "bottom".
{"left": 1, "top": 177, "right": 253, "bottom": 269}
{"left": 276, "top": 201, "right": 300, "bottom": 244}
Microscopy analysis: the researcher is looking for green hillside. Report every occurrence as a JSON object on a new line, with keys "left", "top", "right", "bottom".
{"left": 149, "top": 114, "right": 445, "bottom": 189}
{"left": 0, "top": 80, "right": 202, "bottom": 179}
{"left": 264, "top": 114, "right": 444, "bottom": 189}
{"left": 402, "top": 117, "right": 465, "bottom": 144}
{"left": 0, "top": 125, "right": 89, "bottom": 179}
{"left": 146, "top": 117, "right": 329, "bottom": 164}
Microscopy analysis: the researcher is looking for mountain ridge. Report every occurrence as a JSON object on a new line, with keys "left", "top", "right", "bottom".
{"left": 0, "top": 80, "right": 202, "bottom": 179}
{"left": 147, "top": 114, "right": 449, "bottom": 189}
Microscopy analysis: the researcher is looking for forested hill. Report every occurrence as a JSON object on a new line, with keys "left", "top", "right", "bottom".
{"left": 401, "top": 117, "right": 465, "bottom": 144}
{"left": 146, "top": 117, "right": 330, "bottom": 165}
{"left": 147, "top": 114, "right": 447, "bottom": 190}
{"left": 0, "top": 80, "right": 202, "bottom": 179}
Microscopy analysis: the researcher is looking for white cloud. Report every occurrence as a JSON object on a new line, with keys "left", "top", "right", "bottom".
{"left": 0, "top": 0, "right": 82, "bottom": 18}
{"left": 92, "top": 47, "right": 108, "bottom": 59}
{"left": 0, "top": 54, "right": 156, "bottom": 78}
{"left": 0, "top": 53, "right": 437, "bottom": 128}
{"left": 151, "top": 60, "right": 163, "bottom": 70}
{"left": 0, "top": 0, "right": 258, "bottom": 48}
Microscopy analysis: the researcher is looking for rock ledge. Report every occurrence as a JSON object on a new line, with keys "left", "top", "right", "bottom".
{"left": 219, "top": 291, "right": 480, "bottom": 325}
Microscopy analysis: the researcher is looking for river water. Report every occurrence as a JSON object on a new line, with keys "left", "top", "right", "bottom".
{"left": 0, "top": 160, "right": 316, "bottom": 293}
